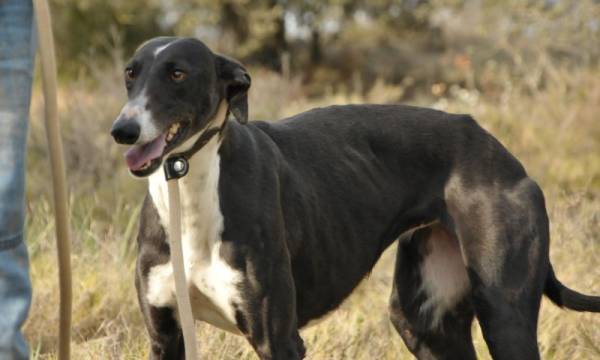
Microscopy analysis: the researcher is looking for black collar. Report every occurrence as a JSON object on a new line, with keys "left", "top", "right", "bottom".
{"left": 163, "top": 110, "right": 229, "bottom": 180}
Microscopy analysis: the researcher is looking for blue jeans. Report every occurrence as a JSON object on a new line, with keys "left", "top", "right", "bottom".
{"left": 0, "top": 0, "right": 35, "bottom": 359}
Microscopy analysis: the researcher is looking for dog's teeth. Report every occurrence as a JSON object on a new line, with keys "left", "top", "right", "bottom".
{"left": 167, "top": 123, "right": 180, "bottom": 141}
{"left": 166, "top": 123, "right": 181, "bottom": 143}
{"left": 140, "top": 161, "right": 150, "bottom": 170}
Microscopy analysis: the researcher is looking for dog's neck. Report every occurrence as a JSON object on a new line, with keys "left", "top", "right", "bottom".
{"left": 148, "top": 101, "right": 229, "bottom": 260}
{"left": 173, "top": 100, "right": 229, "bottom": 159}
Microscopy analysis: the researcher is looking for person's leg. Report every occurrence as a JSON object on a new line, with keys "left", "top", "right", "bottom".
{"left": 0, "top": 245, "right": 32, "bottom": 360}
{"left": 0, "top": 0, "right": 35, "bottom": 359}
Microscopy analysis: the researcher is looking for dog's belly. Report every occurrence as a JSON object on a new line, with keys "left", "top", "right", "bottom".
{"left": 145, "top": 251, "right": 243, "bottom": 335}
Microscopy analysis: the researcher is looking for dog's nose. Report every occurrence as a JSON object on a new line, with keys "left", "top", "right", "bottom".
{"left": 111, "top": 120, "right": 140, "bottom": 144}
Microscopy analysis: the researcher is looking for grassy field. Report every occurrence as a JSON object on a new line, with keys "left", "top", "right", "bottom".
{"left": 22, "top": 59, "right": 599, "bottom": 359}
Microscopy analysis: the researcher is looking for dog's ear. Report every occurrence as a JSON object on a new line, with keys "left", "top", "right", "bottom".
{"left": 215, "top": 55, "right": 251, "bottom": 124}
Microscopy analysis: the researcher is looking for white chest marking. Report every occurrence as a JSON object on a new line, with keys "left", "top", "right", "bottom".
{"left": 145, "top": 124, "right": 243, "bottom": 334}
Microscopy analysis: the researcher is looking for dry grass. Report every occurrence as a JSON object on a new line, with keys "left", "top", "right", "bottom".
{"left": 23, "top": 59, "right": 599, "bottom": 359}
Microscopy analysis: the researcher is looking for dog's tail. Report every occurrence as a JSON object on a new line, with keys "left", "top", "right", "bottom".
{"left": 544, "top": 266, "right": 600, "bottom": 312}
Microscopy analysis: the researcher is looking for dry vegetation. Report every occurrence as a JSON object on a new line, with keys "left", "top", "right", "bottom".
{"left": 22, "top": 5, "right": 600, "bottom": 356}
{"left": 22, "top": 60, "right": 600, "bottom": 359}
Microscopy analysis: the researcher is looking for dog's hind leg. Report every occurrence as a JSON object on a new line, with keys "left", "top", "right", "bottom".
{"left": 448, "top": 179, "right": 548, "bottom": 360}
{"left": 389, "top": 225, "right": 476, "bottom": 360}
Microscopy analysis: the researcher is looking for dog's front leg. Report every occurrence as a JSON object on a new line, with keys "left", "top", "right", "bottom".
{"left": 226, "top": 239, "right": 305, "bottom": 360}
{"left": 135, "top": 261, "right": 185, "bottom": 360}
{"left": 135, "top": 196, "right": 185, "bottom": 360}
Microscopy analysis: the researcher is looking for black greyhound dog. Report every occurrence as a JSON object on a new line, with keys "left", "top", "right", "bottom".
{"left": 111, "top": 37, "right": 600, "bottom": 359}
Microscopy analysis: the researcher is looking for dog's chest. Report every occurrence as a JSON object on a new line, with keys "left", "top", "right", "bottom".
{"left": 145, "top": 140, "right": 242, "bottom": 334}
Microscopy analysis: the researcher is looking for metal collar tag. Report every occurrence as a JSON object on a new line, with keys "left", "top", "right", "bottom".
{"left": 164, "top": 156, "right": 189, "bottom": 180}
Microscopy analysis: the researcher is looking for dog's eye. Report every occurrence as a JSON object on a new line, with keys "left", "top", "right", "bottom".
{"left": 125, "top": 68, "right": 136, "bottom": 82}
{"left": 171, "top": 70, "right": 187, "bottom": 82}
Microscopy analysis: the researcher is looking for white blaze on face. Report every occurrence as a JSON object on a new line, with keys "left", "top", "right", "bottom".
{"left": 117, "top": 90, "right": 161, "bottom": 144}
{"left": 154, "top": 41, "right": 174, "bottom": 57}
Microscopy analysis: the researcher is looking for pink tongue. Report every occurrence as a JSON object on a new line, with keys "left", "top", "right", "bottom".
{"left": 124, "top": 133, "right": 167, "bottom": 171}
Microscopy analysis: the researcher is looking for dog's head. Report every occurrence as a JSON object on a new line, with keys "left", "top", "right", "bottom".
{"left": 111, "top": 37, "right": 251, "bottom": 177}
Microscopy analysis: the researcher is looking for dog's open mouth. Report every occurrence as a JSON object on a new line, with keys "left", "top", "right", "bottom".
{"left": 124, "top": 121, "right": 189, "bottom": 176}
